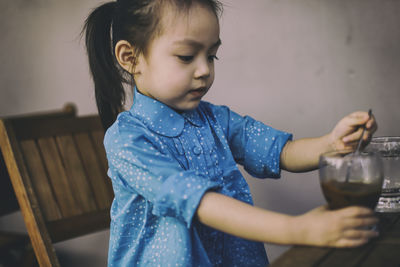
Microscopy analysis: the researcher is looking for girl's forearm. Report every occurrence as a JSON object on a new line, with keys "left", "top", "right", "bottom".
{"left": 196, "top": 192, "right": 300, "bottom": 245}
{"left": 196, "top": 192, "right": 379, "bottom": 248}
{"left": 280, "top": 134, "right": 333, "bottom": 172}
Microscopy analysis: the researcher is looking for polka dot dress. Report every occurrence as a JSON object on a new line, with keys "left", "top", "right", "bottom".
{"left": 105, "top": 88, "right": 292, "bottom": 266}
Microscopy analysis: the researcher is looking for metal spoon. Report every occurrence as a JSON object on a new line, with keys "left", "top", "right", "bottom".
{"left": 355, "top": 109, "right": 372, "bottom": 154}
{"left": 345, "top": 109, "right": 372, "bottom": 182}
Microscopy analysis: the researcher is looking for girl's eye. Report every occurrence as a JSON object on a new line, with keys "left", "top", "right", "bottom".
{"left": 208, "top": 55, "right": 219, "bottom": 62}
{"left": 177, "top": 55, "right": 194, "bottom": 63}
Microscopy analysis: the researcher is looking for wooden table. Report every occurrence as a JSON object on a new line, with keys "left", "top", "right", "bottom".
{"left": 271, "top": 212, "right": 400, "bottom": 267}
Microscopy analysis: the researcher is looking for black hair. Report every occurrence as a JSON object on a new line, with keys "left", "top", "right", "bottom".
{"left": 82, "top": 0, "right": 223, "bottom": 130}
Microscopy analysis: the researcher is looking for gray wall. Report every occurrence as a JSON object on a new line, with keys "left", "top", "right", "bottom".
{"left": 1, "top": 0, "right": 399, "bottom": 265}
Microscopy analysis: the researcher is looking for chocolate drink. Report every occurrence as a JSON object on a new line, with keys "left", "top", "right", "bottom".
{"left": 321, "top": 180, "right": 382, "bottom": 210}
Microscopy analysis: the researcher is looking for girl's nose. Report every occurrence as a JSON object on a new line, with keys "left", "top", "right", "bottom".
{"left": 194, "top": 58, "right": 211, "bottom": 79}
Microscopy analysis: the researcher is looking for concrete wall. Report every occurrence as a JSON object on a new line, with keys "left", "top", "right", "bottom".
{"left": 1, "top": 0, "right": 399, "bottom": 265}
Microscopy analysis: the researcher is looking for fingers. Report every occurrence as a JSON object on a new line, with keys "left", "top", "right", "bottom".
{"left": 335, "top": 206, "right": 378, "bottom": 230}
{"left": 332, "top": 206, "right": 379, "bottom": 248}
{"left": 338, "top": 206, "right": 375, "bottom": 217}
{"left": 334, "top": 228, "right": 379, "bottom": 248}
{"left": 343, "top": 216, "right": 379, "bottom": 229}
{"left": 363, "top": 114, "right": 377, "bottom": 141}
{"left": 342, "top": 127, "right": 364, "bottom": 143}
{"left": 300, "top": 206, "right": 378, "bottom": 248}
{"left": 335, "top": 237, "right": 370, "bottom": 248}
{"left": 343, "top": 111, "right": 370, "bottom": 127}
{"left": 330, "top": 110, "right": 378, "bottom": 152}
{"left": 343, "top": 229, "right": 379, "bottom": 239}
{"left": 341, "top": 112, "right": 377, "bottom": 144}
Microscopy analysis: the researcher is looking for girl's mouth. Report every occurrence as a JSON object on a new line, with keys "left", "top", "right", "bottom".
{"left": 189, "top": 87, "right": 207, "bottom": 98}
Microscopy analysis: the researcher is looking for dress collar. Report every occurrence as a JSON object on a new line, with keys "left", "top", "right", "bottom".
{"left": 129, "top": 88, "right": 204, "bottom": 137}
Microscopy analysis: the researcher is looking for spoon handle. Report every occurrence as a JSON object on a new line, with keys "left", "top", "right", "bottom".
{"left": 355, "top": 109, "right": 372, "bottom": 153}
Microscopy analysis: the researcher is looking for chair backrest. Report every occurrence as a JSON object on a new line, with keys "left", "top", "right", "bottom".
{"left": 0, "top": 106, "right": 113, "bottom": 267}
{"left": 0, "top": 104, "right": 77, "bottom": 217}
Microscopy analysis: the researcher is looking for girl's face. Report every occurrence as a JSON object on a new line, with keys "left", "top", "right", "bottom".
{"left": 134, "top": 3, "right": 220, "bottom": 111}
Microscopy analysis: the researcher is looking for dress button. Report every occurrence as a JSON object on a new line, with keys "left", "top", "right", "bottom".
{"left": 193, "top": 146, "right": 202, "bottom": 155}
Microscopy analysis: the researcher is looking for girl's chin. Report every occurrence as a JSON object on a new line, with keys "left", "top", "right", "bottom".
{"left": 172, "top": 101, "right": 201, "bottom": 112}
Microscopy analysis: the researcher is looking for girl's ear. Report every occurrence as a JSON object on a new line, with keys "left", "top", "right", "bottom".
{"left": 115, "top": 40, "right": 140, "bottom": 74}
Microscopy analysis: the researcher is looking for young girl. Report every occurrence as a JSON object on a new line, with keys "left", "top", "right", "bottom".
{"left": 83, "top": 1, "right": 378, "bottom": 266}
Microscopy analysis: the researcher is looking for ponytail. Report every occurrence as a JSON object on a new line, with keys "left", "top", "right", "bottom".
{"left": 83, "top": 2, "right": 127, "bottom": 130}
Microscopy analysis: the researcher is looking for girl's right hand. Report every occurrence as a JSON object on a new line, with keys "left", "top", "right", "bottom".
{"left": 294, "top": 205, "right": 379, "bottom": 248}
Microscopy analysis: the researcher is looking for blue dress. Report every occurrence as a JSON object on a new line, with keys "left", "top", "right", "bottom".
{"left": 105, "top": 89, "right": 292, "bottom": 266}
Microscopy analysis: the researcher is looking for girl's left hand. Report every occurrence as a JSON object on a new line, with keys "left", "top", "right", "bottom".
{"left": 329, "top": 111, "right": 377, "bottom": 151}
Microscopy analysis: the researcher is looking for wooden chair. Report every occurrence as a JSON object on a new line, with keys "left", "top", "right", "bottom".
{"left": 0, "top": 149, "right": 35, "bottom": 267}
{"left": 0, "top": 104, "right": 114, "bottom": 266}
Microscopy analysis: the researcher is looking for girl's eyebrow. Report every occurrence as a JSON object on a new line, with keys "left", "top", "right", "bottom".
{"left": 173, "top": 38, "right": 222, "bottom": 49}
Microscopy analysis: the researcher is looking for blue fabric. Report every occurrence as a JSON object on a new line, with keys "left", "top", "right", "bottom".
{"left": 105, "top": 88, "right": 292, "bottom": 266}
